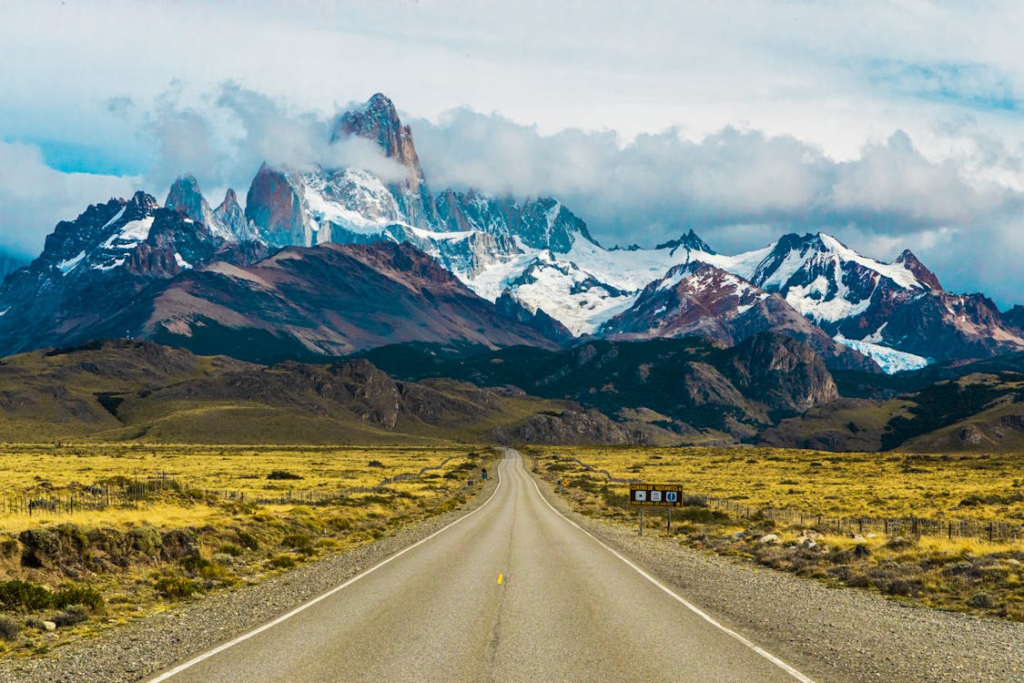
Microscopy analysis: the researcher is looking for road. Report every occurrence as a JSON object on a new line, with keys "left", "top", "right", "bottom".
{"left": 150, "top": 449, "right": 813, "bottom": 683}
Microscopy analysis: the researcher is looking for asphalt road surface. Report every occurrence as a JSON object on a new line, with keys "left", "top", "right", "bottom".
{"left": 149, "top": 449, "right": 813, "bottom": 683}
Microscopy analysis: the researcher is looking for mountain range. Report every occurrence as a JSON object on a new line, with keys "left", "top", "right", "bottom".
{"left": 0, "top": 339, "right": 630, "bottom": 445}
{"left": 358, "top": 339, "right": 1024, "bottom": 452}
{"left": 4, "top": 91, "right": 1019, "bottom": 376}
{"left": 4, "top": 334, "right": 1015, "bottom": 453}
{"left": 1, "top": 92, "right": 1021, "bottom": 383}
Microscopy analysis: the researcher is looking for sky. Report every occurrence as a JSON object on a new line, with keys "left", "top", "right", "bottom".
{"left": 0, "top": 0, "right": 1022, "bottom": 307}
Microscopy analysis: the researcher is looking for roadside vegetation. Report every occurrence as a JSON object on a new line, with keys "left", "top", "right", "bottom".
{"left": 0, "top": 444, "right": 491, "bottom": 656}
{"left": 531, "top": 446, "right": 1024, "bottom": 621}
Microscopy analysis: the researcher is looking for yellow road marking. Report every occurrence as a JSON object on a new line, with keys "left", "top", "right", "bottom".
{"left": 497, "top": 573, "right": 504, "bottom": 584}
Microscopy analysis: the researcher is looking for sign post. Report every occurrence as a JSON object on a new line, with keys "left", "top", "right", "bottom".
{"left": 629, "top": 483, "right": 683, "bottom": 537}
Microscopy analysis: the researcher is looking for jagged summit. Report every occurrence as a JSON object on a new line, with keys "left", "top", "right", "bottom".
{"left": 129, "top": 190, "right": 160, "bottom": 213}
{"left": 748, "top": 231, "right": 928, "bottom": 294}
{"left": 166, "top": 174, "right": 215, "bottom": 228}
{"left": 656, "top": 229, "right": 715, "bottom": 255}
{"left": 895, "top": 248, "right": 942, "bottom": 290}
{"left": 166, "top": 175, "right": 259, "bottom": 243}
{"left": 332, "top": 94, "right": 420, "bottom": 177}
{"left": 213, "top": 187, "right": 259, "bottom": 243}
{"left": 331, "top": 93, "right": 435, "bottom": 227}
{"left": 334, "top": 93, "right": 421, "bottom": 174}
{"left": 333, "top": 93, "right": 403, "bottom": 150}
{"left": 434, "top": 191, "right": 597, "bottom": 252}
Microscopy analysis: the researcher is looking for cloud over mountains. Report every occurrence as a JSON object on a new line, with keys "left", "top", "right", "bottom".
{"left": 1, "top": 83, "right": 1021, "bottom": 307}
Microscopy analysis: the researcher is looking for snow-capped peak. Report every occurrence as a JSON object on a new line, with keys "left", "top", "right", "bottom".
{"left": 656, "top": 229, "right": 716, "bottom": 256}
{"left": 749, "top": 232, "right": 927, "bottom": 293}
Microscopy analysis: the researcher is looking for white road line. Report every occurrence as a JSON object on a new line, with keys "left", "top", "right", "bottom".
{"left": 147, "top": 457, "right": 507, "bottom": 682}
{"left": 518, "top": 451, "right": 817, "bottom": 683}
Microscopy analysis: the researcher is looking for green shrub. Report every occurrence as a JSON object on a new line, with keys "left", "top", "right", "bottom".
{"left": 674, "top": 507, "right": 731, "bottom": 524}
{"left": 280, "top": 534, "right": 312, "bottom": 550}
{"left": 51, "top": 604, "right": 90, "bottom": 627}
{"left": 236, "top": 531, "right": 259, "bottom": 551}
{"left": 217, "top": 544, "right": 243, "bottom": 557}
{"left": 267, "top": 470, "right": 303, "bottom": 480}
{"left": 0, "top": 617, "right": 19, "bottom": 641}
{"left": 179, "top": 556, "right": 232, "bottom": 581}
{"left": 129, "top": 527, "right": 162, "bottom": 555}
{"left": 179, "top": 556, "right": 213, "bottom": 574}
{"left": 154, "top": 577, "right": 203, "bottom": 600}
{"left": 325, "top": 517, "right": 352, "bottom": 532}
{"left": 268, "top": 554, "right": 296, "bottom": 569}
{"left": 968, "top": 593, "right": 994, "bottom": 609}
{"left": 0, "top": 581, "right": 53, "bottom": 612}
{"left": 53, "top": 585, "right": 103, "bottom": 612}
{"left": 212, "top": 553, "right": 235, "bottom": 566}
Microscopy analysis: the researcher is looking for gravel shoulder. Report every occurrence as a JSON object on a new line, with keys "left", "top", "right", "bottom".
{"left": 0, "top": 468, "right": 502, "bottom": 683}
{"left": 529, "top": 468, "right": 1024, "bottom": 683}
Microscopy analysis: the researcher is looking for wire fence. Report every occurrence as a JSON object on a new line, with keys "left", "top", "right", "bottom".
{"left": 556, "top": 456, "right": 1024, "bottom": 543}
{"left": 0, "top": 454, "right": 472, "bottom": 518}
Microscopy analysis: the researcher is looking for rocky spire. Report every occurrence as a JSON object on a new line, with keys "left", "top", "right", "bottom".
{"left": 332, "top": 93, "right": 437, "bottom": 228}
{"left": 334, "top": 95, "right": 417, "bottom": 169}
{"left": 214, "top": 188, "right": 260, "bottom": 242}
{"left": 245, "top": 164, "right": 313, "bottom": 248}
{"left": 165, "top": 174, "right": 215, "bottom": 228}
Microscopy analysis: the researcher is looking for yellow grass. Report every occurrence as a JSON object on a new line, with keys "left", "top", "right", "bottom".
{"left": 535, "top": 446, "right": 1024, "bottom": 620}
{"left": 0, "top": 443, "right": 473, "bottom": 495}
{"left": 0, "top": 443, "right": 485, "bottom": 532}
{"left": 540, "top": 446, "right": 1024, "bottom": 522}
{"left": 0, "top": 503, "right": 225, "bottom": 534}
{"left": 732, "top": 529, "right": 1021, "bottom": 557}
{"left": 0, "top": 443, "right": 495, "bottom": 656}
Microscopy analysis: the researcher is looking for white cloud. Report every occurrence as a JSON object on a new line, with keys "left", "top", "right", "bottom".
{"left": 143, "top": 83, "right": 411, "bottom": 199}
{"left": 412, "top": 109, "right": 1014, "bottom": 237}
{"left": 411, "top": 108, "right": 1024, "bottom": 307}
{"left": 2, "top": 81, "right": 1022, "bottom": 307}
{"left": 0, "top": 141, "right": 137, "bottom": 257}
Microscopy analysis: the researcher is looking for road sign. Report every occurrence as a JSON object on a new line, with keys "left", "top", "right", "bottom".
{"left": 629, "top": 483, "right": 683, "bottom": 507}
{"left": 561, "top": 479, "right": 570, "bottom": 487}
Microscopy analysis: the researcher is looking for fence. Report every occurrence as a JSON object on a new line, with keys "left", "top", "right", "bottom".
{"left": 0, "top": 455, "right": 474, "bottom": 519}
{"left": 556, "top": 456, "right": 1024, "bottom": 543}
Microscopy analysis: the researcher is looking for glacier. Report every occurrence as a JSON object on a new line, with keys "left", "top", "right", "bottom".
{"left": 833, "top": 336, "right": 932, "bottom": 374}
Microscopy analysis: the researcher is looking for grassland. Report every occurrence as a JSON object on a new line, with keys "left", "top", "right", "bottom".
{"left": 535, "top": 446, "right": 1024, "bottom": 521}
{"left": 530, "top": 446, "right": 1024, "bottom": 621}
{"left": 0, "top": 443, "right": 475, "bottom": 500}
{"left": 0, "top": 444, "right": 492, "bottom": 656}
